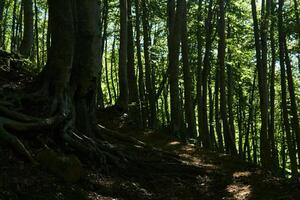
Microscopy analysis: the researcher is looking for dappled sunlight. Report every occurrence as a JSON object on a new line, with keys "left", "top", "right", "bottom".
{"left": 226, "top": 184, "right": 252, "bottom": 200}
{"left": 166, "top": 141, "right": 181, "bottom": 146}
{"left": 233, "top": 171, "right": 252, "bottom": 179}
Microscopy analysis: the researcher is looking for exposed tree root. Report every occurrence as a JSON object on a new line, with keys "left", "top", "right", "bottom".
{"left": 0, "top": 100, "right": 199, "bottom": 184}
{"left": 0, "top": 107, "right": 66, "bottom": 163}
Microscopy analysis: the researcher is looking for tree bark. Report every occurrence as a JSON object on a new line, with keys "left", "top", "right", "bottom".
{"left": 278, "top": 0, "right": 298, "bottom": 180}
{"left": 19, "top": 0, "right": 33, "bottom": 57}
{"left": 117, "top": 0, "right": 129, "bottom": 110}
{"left": 40, "top": 0, "right": 100, "bottom": 138}
{"left": 169, "top": 0, "right": 184, "bottom": 136}
{"left": 182, "top": 0, "right": 197, "bottom": 138}
{"left": 135, "top": 0, "right": 146, "bottom": 127}
{"left": 198, "top": 0, "right": 213, "bottom": 148}
{"left": 251, "top": 0, "right": 271, "bottom": 168}
{"left": 218, "top": 0, "right": 237, "bottom": 155}
{"left": 142, "top": 0, "right": 156, "bottom": 128}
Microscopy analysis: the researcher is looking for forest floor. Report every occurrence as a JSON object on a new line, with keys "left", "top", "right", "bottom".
{"left": 0, "top": 51, "right": 300, "bottom": 200}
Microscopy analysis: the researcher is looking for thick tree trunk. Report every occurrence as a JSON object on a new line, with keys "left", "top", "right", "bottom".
{"left": 169, "top": 0, "right": 184, "bottom": 136}
{"left": 19, "top": 0, "right": 33, "bottom": 57}
{"left": 40, "top": 0, "right": 100, "bottom": 138}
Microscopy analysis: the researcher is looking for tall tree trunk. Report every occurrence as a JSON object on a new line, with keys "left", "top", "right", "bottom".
{"left": 269, "top": 0, "right": 279, "bottom": 173}
{"left": 10, "top": 0, "right": 17, "bottom": 51}
{"left": 19, "top": 0, "right": 33, "bottom": 57}
{"left": 104, "top": 39, "right": 112, "bottom": 104}
{"left": 0, "top": 0, "right": 5, "bottom": 46}
{"left": 244, "top": 71, "right": 256, "bottom": 160}
{"left": 251, "top": 0, "right": 271, "bottom": 168}
{"left": 218, "top": 0, "right": 237, "bottom": 155}
{"left": 1, "top": 0, "right": 10, "bottom": 48}
{"left": 41, "top": 0, "right": 100, "bottom": 137}
{"left": 34, "top": 0, "right": 39, "bottom": 66}
{"left": 284, "top": 37, "right": 300, "bottom": 167}
{"left": 278, "top": 0, "right": 298, "bottom": 180}
{"left": 117, "top": 0, "right": 129, "bottom": 110}
{"left": 135, "top": 0, "right": 146, "bottom": 127}
{"left": 111, "top": 37, "right": 117, "bottom": 102}
{"left": 182, "top": 0, "right": 197, "bottom": 138}
{"left": 293, "top": 0, "right": 300, "bottom": 74}
{"left": 127, "top": 0, "right": 139, "bottom": 104}
{"left": 41, "top": 6, "right": 47, "bottom": 66}
{"left": 214, "top": 64, "right": 223, "bottom": 151}
{"left": 199, "top": 0, "right": 213, "bottom": 148}
{"left": 142, "top": 0, "right": 156, "bottom": 128}
{"left": 196, "top": 0, "right": 204, "bottom": 144}
{"left": 169, "top": 0, "right": 184, "bottom": 136}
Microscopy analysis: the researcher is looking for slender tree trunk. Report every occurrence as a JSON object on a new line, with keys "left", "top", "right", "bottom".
{"left": 284, "top": 37, "right": 300, "bottom": 167}
{"left": 251, "top": 0, "right": 271, "bottom": 168}
{"left": 10, "top": 0, "right": 17, "bottom": 51}
{"left": 127, "top": 0, "right": 139, "bottom": 104}
{"left": 214, "top": 65, "right": 223, "bottom": 151}
{"left": 218, "top": 0, "right": 237, "bottom": 155}
{"left": 269, "top": 0, "right": 279, "bottom": 172}
{"left": 196, "top": 0, "right": 204, "bottom": 143}
{"left": 104, "top": 39, "right": 112, "bottom": 104}
{"left": 111, "top": 37, "right": 117, "bottom": 102}
{"left": 34, "top": 0, "right": 39, "bottom": 66}
{"left": 163, "top": 86, "right": 170, "bottom": 125}
{"left": 41, "top": 7, "right": 47, "bottom": 66}
{"left": 226, "top": 23, "right": 236, "bottom": 152}
{"left": 182, "top": 0, "right": 197, "bottom": 138}
{"left": 208, "top": 79, "right": 216, "bottom": 148}
{"left": 278, "top": 0, "right": 298, "bottom": 180}
{"left": 293, "top": 0, "right": 300, "bottom": 74}
{"left": 142, "top": 0, "right": 156, "bottom": 128}
{"left": 199, "top": 0, "right": 213, "bottom": 148}
{"left": 1, "top": 0, "right": 10, "bottom": 48}
{"left": 117, "top": 0, "right": 129, "bottom": 110}
{"left": 135, "top": 0, "right": 146, "bottom": 127}
{"left": 16, "top": 3, "right": 23, "bottom": 49}
{"left": 0, "top": 0, "right": 5, "bottom": 46}
{"left": 244, "top": 71, "right": 256, "bottom": 160}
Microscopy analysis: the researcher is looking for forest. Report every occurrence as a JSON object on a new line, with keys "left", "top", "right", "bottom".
{"left": 0, "top": 0, "right": 300, "bottom": 199}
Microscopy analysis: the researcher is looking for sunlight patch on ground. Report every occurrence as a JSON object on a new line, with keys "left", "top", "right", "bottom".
{"left": 226, "top": 184, "right": 252, "bottom": 200}
{"left": 167, "top": 141, "right": 181, "bottom": 146}
{"left": 179, "top": 153, "right": 219, "bottom": 169}
{"left": 233, "top": 171, "right": 252, "bottom": 178}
